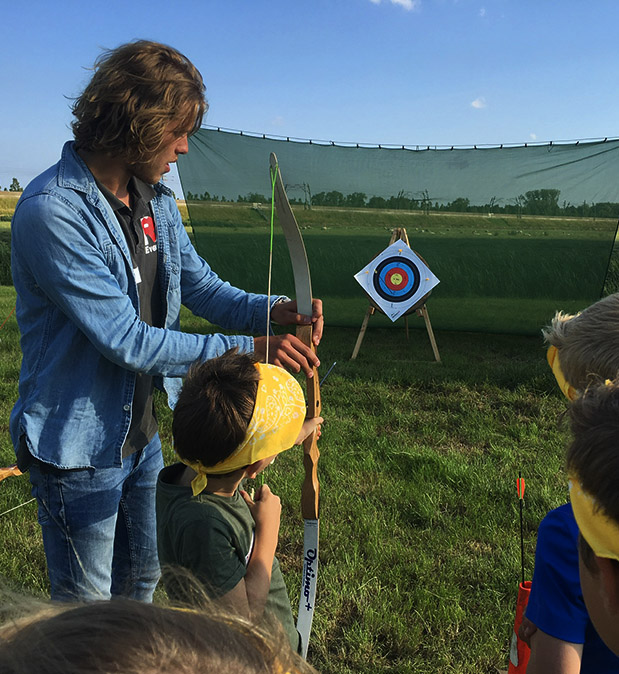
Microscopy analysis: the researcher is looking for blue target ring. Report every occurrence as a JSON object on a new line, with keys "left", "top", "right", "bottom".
{"left": 373, "top": 256, "right": 421, "bottom": 302}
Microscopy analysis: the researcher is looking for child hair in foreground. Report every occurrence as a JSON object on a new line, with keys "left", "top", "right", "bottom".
{"left": 0, "top": 593, "right": 317, "bottom": 674}
{"left": 567, "top": 379, "right": 619, "bottom": 656}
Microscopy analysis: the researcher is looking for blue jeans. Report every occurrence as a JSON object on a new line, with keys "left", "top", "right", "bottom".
{"left": 28, "top": 434, "right": 163, "bottom": 601}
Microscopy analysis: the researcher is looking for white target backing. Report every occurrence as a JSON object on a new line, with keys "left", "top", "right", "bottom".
{"left": 354, "top": 240, "right": 440, "bottom": 321}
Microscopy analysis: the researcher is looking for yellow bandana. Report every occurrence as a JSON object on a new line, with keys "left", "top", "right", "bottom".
{"left": 569, "top": 474, "right": 619, "bottom": 562}
{"left": 547, "top": 345, "right": 578, "bottom": 401}
{"left": 180, "top": 363, "right": 306, "bottom": 496}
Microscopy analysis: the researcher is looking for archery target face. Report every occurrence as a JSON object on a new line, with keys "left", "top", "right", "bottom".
{"left": 354, "top": 240, "right": 440, "bottom": 321}
{"left": 373, "top": 256, "right": 420, "bottom": 301}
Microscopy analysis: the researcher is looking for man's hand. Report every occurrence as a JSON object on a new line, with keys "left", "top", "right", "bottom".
{"left": 253, "top": 333, "right": 320, "bottom": 378}
{"left": 270, "top": 298, "right": 324, "bottom": 345}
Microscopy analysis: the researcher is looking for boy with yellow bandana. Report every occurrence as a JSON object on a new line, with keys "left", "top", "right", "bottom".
{"left": 521, "top": 294, "right": 619, "bottom": 674}
{"left": 156, "top": 349, "right": 322, "bottom": 653}
{"left": 566, "top": 380, "right": 619, "bottom": 658}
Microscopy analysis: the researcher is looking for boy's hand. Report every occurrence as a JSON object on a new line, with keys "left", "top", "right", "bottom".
{"left": 240, "top": 484, "right": 281, "bottom": 534}
{"left": 295, "top": 416, "right": 324, "bottom": 445}
{"left": 238, "top": 484, "right": 282, "bottom": 622}
{"left": 518, "top": 615, "right": 537, "bottom": 646}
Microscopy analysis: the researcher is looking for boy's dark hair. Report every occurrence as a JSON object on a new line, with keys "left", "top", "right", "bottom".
{"left": 567, "top": 380, "right": 619, "bottom": 573}
{"left": 72, "top": 40, "right": 206, "bottom": 163}
{"left": 173, "top": 349, "right": 260, "bottom": 467}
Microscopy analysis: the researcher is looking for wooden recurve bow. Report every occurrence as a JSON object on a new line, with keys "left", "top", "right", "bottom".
{"left": 269, "top": 153, "right": 321, "bottom": 659}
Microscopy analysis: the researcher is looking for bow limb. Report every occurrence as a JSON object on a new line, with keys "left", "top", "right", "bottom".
{"left": 0, "top": 464, "right": 22, "bottom": 483}
{"left": 270, "top": 153, "right": 320, "bottom": 659}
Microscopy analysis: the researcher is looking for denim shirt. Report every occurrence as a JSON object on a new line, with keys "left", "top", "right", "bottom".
{"left": 11, "top": 142, "right": 276, "bottom": 469}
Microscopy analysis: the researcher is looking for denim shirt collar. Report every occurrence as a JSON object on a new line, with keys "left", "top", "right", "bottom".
{"left": 58, "top": 141, "right": 174, "bottom": 200}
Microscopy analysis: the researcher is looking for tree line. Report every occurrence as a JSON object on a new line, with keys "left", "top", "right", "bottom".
{"left": 0, "top": 178, "right": 22, "bottom": 192}
{"left": 187, "top": 187, "right": 619, "bottom": 219}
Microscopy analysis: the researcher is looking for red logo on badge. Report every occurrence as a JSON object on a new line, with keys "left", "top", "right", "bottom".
{"left": 141, "top": 216, "right": 156, "bottom": 243}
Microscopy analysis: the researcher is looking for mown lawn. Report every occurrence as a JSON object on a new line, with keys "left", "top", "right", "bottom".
{"left": 186, "top": 201, "right": 618, "bottom": 335}
{"left": 0, "top": 278, "right": 571, "bottom": 673}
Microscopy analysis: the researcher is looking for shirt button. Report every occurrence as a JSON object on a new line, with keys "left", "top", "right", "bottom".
{"left": 123, "top": 404, "right": 131, "bottom": 411}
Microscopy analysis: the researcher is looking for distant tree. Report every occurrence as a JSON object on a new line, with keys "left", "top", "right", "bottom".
{"left": 311, "top": 192, "right": 325, "bottom": 206}
{"left": 387, "top": 190, "right": 409, "bottom": 210}
{"left": 345, "top": 192, "right": 367, "bottom": 208}
{"left": 487, "top": 196, "right": 498, "bottom": 213}
{"left": 447, "top": 197, "right": 470, "bottom": 212}
{"left": 419, "top": 189, "right": 431, "bottom": 215}
{"left": 591, "top": 202, "right": 619, "bottom": 218}
{"left": 510, "top": 194, "right": 525, "bottom": 219}
{"left": 324, "top": 190, "right": 345, "bottom": 207}
{"left": 522, "top": 188, "right": 561, "bottom": 216}
{"left": 245, "top": 193, "right": 268, "bottom": 203}
{"left": 9, "top": 178, "right": 21, "bottom": 192}
{"left": 368, "top": 196, "right": 388, "bottom": 209}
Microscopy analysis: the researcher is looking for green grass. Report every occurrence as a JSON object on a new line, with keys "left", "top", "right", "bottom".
{"left": 0, "top": 283, "right": 572, "bottom": 673}
{"left": 186, "top": 201, "right": 617, "bottom": 335}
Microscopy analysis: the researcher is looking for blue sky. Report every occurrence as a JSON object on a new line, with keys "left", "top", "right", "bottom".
{"left": 3, "top": 0, "right": 619, "bottom": 196}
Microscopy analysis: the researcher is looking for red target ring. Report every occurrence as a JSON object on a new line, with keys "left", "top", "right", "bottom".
{"left": 384, "top": 267, "right": 409, "bottom": 291}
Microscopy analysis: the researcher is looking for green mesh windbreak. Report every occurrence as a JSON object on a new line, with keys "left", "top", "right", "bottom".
{"left": 177, "top": 128, "right": 619, "bottom": 335}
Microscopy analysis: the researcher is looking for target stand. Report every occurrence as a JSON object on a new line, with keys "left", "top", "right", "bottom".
{"left": 351, "top": 228, "right": 441, "bottom": 362}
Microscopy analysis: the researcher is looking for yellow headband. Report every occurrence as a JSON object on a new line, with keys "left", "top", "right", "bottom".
{"left": 547, "top": 345, "right": 578, "bottom": 401}
{"left": 180, "top": 363, "right": 306, "bottom": 496}
{"left": 569, "top": 474, "right": 619, "bottom": 562}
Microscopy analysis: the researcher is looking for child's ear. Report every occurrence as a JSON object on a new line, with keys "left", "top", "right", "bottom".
{"left": 245, "top": 460, "right": 262, "bottom": 480}
{"left": 596, "top": 556, "right": 619, "bottom": 614}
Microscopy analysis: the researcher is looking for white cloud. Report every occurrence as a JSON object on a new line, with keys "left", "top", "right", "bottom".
{"left": 471, "top": 97, "right": 486, "bottom": 109}
{"left": 393, "top": 0, "right": 420, "bottom": 9}
{"left": 530, "top": 133, "right": 537, "bottom": 140}
{"left": 272, "top": 116, "right": 285, "bottom": 127}
{"left": 370, "top": 0, "right": 421, "bottom": 10}
{"left": 479, "top": 7, "right": 486, "bottom": 17}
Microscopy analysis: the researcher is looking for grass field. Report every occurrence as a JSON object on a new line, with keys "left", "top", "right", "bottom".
{"left": 0, "top": 281, "right": 571, "bottom": 673}
{"left": 186, "top": 201, "right": 619, "bottom": 335}
{"left": 0, "top": 196, "right": 602, "bottom": 672}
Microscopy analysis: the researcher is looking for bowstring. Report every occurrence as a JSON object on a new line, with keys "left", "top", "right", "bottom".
{"left": 253, "top": 161, "right": 279, "bottom": 498}
{"left": 266, "top": 163, "right": 278, "bottom": 367}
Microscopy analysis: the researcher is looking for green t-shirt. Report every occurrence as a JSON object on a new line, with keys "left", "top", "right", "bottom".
{"left": 156, "top": 463, "right": 299, "bottom": 652}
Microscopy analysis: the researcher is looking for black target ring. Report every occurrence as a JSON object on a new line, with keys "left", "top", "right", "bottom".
{"left": 372, "top": 256, "right": 421, "bottom": 302}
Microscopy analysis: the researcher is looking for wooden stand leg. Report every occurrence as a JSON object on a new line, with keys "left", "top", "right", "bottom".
{"left": 417, "top": 304, "right": 441, "bottom": 362}
{"left": 351, "top": 306, "right": 375, "bottom": 360}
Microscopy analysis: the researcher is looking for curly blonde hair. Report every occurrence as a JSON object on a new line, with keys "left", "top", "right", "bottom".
{"left": 71, "top": 40, "right": 207, "bottom": 163}
{"left": 0, "top": 588, "right": 317, "bottom": 674}
{"left": 542, "top": 293, "right": 619, "bottom": 391}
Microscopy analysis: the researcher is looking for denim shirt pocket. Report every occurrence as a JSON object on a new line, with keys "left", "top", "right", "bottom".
{"left": 103, "top": 241, "right": 130, "bottom": 294}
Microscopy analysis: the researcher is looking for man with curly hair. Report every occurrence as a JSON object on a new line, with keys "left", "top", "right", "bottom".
{"left": 10, "top": 40, "right": 323, "bottom": 602}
